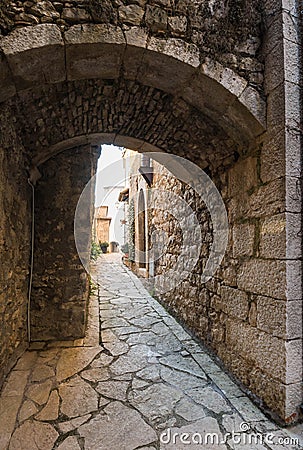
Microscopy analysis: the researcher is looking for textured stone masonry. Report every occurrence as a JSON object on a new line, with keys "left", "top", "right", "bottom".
{"left": 0, "top": 0, "right": 301, "bottom": 426}
{"left": 31, "top": 144, "right": 100, "bottom": 340}
{"left": 0, "top": 0, "right": 264, "bottom": 91}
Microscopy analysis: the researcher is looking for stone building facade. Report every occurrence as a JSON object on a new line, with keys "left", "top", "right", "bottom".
{"left": 0, "top": 0, "right": 301, "bottom": 424}
{"left": 93, "top": 206, "right": 111, "bottom": 245}
{"left": 128, "top": 151, "right": 303, "bottom": 424}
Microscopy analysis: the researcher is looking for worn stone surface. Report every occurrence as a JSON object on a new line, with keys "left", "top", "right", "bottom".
{"left": 31, "top": 144, "right": 100, "bottom": 340}
{"left": 0, "top": 0, "right": 264, "bottom": 94}
{"left": 57, "top": 436, "right": 82, "bottom": 450}
{"left": 9, "top": 420, "right": 58, "bottom": 450}
{"left": 0, "top": 104, "right": 31, "bottom": 390}
{"left": 59, "top": 375, "right": 99, "bottom": 418}
{"left": 0, "top": 255, "right": 301, "bottom": 448}
{"left": 18, "top": 400, "right": 39, "bottom": 423}
{"left": 129, "top": 153, "right": 296, "bottom": 422}
{"left": 56, "top": 347, "right": 101, "bottom": 382}
{"left": 26, "top": 379, "right": 53, "bottom": 406}
{"left": 79, "top": 402, "right": 158, "bottom": 449}
{"left": 35, "top": 390, "right": 59, "bottom": 421}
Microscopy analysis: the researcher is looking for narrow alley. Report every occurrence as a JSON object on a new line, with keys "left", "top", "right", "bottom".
{"left": 0, "top": 255, "right": 302, "bottom": 450}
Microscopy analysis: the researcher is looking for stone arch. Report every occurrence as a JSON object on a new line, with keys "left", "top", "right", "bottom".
{"left": 0, "top": 23, "right": 266, "bottom": 163}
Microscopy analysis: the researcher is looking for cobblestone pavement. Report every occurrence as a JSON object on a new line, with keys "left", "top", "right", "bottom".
{"left": 0, "top": 254, "right": 302, "bottom": 450}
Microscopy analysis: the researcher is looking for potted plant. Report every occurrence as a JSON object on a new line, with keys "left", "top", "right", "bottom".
{"left": 99, "top": 241, "right": 109, "bottom": 254}
{"left": 121, "top": 242, "right": 129, "bottom": 258}
{"left": 91, "top": 241, "right": 102, "bottom": 260}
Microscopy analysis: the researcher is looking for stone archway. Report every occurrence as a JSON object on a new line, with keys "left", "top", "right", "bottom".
{"left": 0, "top": 0, "right": 302, "bottom": 425}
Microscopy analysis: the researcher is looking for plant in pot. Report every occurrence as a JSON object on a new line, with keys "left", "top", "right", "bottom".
{"left": 99, "top": 241, "right": 109, "bottom": 253}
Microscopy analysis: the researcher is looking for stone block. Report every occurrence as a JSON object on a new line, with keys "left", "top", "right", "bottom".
{"left": 168, "top": 16, "right": 187, "bottom": 35}
{"left": 285, "top": 382, "right": 303, "bottom": 422}
{"left": 220, "top": 286, "right": 249, "bottom": 321}
{"left": 285, "top": 129, "right": 301, "bottom": 178}
{"left": 248, "top": 367, "right": 286, "bottom": 420}
{"left": 147, "top": 37, "right": 200, "bottom": 67}
{"left": 284, "top": 41, "right": 301, "bottom": 87}
{"left": 0, "top": 54, "right": 16, "bottom": 103}
{"left": 113, "top": 134, "right": 144, "bottom": 150}
{"left": 238, "top": 259, "right": 286, "bottom": 299}
{"left": 285, "top": 212, "right": 302, "bottom": 259}
{"left": 282, "top": 0, "right": 301, "bottom": 17}
{"left": 123, "top": 27, "right": 148, "bottom": 80}
{"left": 145, "top": 5, "right": 168, "bottom": 33}
{"left": 232, "top": 222, "right": 255, "bottom": 257}
{"left": 256, "top": 296, "right": 286, "bottom": 338}
{"left": 286, "top": 300, "right": 303, "bottom": 340}
{"left": 0, "top": 24, "right": 65, "bottom": 90}
{"left": 246, "top": 178, "right": 285, "bottom": 219}
{"left": 65, "top": 24, "right": 125, "bottom": 81}
{"left": 260, "top": 130, "right": 285, "bottom": 183}
{"left": 259, "top": 213, "right": 286, "bottom": 259}
{"left": 182, "top": 71, "right": 234, "bottom": 118}
{"left": 228, "top": 156, "right": 258, "bottom": 198}
{"left": 285, "top": 82, "right": 301, "bottom": 133}
{"left": 285, "top": 339, "right": 303, "bottom": 384}
{"left": 62, "top": 7, "right": 91, "bottom": 22}
{"left": 224, "top": 95, "right": 265, "bottom": 142}
{"left": 286, "top": 259, "right": 302, "bottom": 300}
{"left": 238, "top": 86, "right": 266, "bottom": 129}
{"left": 286, "top": 176, "right": 301, "bottom": 213}
{"left": 264, "top": 13, "right": 283, "bottom": 56}
{"left": 283, "top": 11, "right": 301, "bottom": 45}
{"left": 225, "top": 318, "right": 286, "bottom": 382}
{"left": 264, "top": 41, "right": 285, "bottom": 93}
{"left": 266, "top": 83, "right": 286, "bottom": 134}
{"left": 136, "top": 38, "right": 199, "bottom": 94}
{"left": 118, "top": 5, "right": 144, "bottom": 25}
{"left": 201, "top": 58, "right": 247, "bottom": 98}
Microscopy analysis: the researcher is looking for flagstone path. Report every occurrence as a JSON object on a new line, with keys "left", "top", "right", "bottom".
{"left": 0, "top": 254, "right": 302, "bottom": 450}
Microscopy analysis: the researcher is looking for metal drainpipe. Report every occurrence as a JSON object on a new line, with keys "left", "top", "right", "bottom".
{"left": 27, "top": 166, "right": 41, "bottom": 343}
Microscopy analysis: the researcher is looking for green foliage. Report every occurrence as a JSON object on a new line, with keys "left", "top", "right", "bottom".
{"left": 99, "top": 241, "right": 109, "bottom": 247}
{"left": 89, "top": 277, "right": 98, "bottom": 295}
{"left": 91, "top": 241, "right": 102, "bottom": 260}
{"left": 121, "top": 242, "right": 129, "bottom": 254}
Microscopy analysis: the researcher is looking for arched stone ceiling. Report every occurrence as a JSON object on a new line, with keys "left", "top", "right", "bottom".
{"left": 0, "top": 25, "right": 266, "bottom": 150}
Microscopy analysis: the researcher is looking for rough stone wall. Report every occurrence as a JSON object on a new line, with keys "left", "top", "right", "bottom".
{"left": 0, "top": 104, "right": 31, "bottom": 386}
{"left": 30, "top": 144, "right": 100, "bottom": 341}
{"left": 11, "top": 78, "right": 241, "bottom": 170}
{"left": 149, "top": 147, "right": 300, "bottom": 422}
{"left": 0, "top": 0, "right": 264, "bottom": 91}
